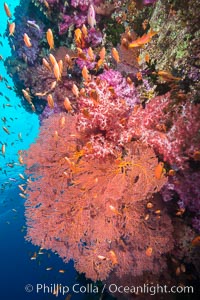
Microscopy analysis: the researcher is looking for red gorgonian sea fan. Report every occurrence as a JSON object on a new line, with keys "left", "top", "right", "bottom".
{"left": 24, "top": 113, "right": 172, "bottom": 281}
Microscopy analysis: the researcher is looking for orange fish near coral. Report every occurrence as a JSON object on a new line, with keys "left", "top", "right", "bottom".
{"left": 72, "top": 84, "right": 79, "bottom": 97}
{"left": 82, "top": 65, "right": 90, "bottom": 81}
{"left": 146, "top": 247, "right": 153, "bottom": 257}
{"left": 155, "top": 162, "right": 164, "bottom": 179}
{"left": 4, "top": 2, "right": 12, "bottom": 18}
{"left": 191, "top": 236, "right": 200, "bottom": 247}
{"left": 87, "top": 47, "right": 95, "bottom": 61}
{"left": 156, "top": 70, "right": 182, "bottom": 82}
{"left": 42, "top": 58, "right": 51, "bottom": 71}
{"left": 74, "top": 28, "right": 82, "bottom": 45}
{"left": 47, "top": 94, "right": 54, "bottom": 109}
{"left": 112, "top": 48, "right": 120, "bottom": 63}
{"left": 46, "top": 28, "right": 54, "bottom": 50}
{"left": 95, "top": 59, "right": 104, "bottom": 71}
{"left": 23, "top": 33, "right": 32, "bottom": 48}
{"left": 128, "top": 28, "right": 158, "bottom": 48}
{"left": 99, "top": 47, "right": 106, "bottom": 61}
{"left": 109, "top": 250, "right": 118, "bottom": 265}
{"left": 9, "top": 22, "right": 15, "bottom": 36}
{"left": 49, "top": 53, "right": 57, "bottom": 66}
{"left": 64, "top": 97, "right": 72, "bottom": 112}
{"left": 109, "top": 205, "right": 121, "bottom": 216}
{"left": 58, "top": 60, "right": 63, "bottom": 75}
{"left": 145, "top": 53, "right": 150, "bottom": 63}
{"left": 136, "top": 72, "right": 143, "bottom": 81}
{"left": 81, "top": 24, "right": 88, "bottom": 37}
{"left": 53, "top": 62, "right": 61, "bottom": 81}
{"left": 43, "top": 0, "right": 50, "bottom": 9}
{"left": 193, "top": 150, "right": 200, "bottom": 161}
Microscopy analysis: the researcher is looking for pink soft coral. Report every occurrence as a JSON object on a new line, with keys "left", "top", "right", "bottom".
{"left": 77, "top": 70, "right": 139, "bottom": 158}
{"left": 127, "top": 92, "right": 200, "bottom": 168}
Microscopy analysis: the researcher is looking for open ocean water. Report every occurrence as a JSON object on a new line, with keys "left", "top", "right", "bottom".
{"left": 0, "top": 2, "right": 89, "bottom": 300}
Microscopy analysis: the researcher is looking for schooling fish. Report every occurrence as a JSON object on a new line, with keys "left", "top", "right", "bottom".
{"left": 1, "top": 144, "right": 5, "bottom": 156}
{"left": 2, "top": 126, "right": 10, "bottom": 134}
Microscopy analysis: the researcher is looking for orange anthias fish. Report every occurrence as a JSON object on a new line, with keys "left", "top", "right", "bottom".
{"left": 109, "top": 205, "right": 121, "bottom": 216}
{"left": 81, "top": 24, "right": 88, "bottom": 37}
{"left": 99, "top": 47, "right": 106, "bottom": 61}
{"left": 49, "top": 53, "right": 57, "bottom": 66}
{"left": 95, "top": 58, "right": 104, "bottom": 71}
{"left": 46, "top": 28, "right": 54, "bottom": 50}
{"left": 87, "top": 47, "right": 95, "bottom": 61}
{"left": 191, "top": 236, "right": 200, "bottom": 247}
{"left": 64, "top": 97, "right": 72, "bottom": 112}
{"left": 4, "top": 2, "right": 12, "bottom": 18}
{"left": 74, "top": 28, "right": 82, "bottom": 45}
{"left": 155, "top": 162, "right": 165, "bottom": 179}
{"left": 128, "top": 28, "right": 158, "bottom": 48}
{"left": 23, "top": 33, "right": 32, "bottom": 48}
{"left": 109, "top": 250, "right": 118, "bottom": 265}
{"left": 53, "top": 62, "right": 61, "bottom": 81}
{"left": 82, "top": 65, "right": 90, "bottom": 81}
{"left": 72, "top": 83, "right": 79, "bottom": 97}
{"left": 145, "top": 247, "right": 153, "bottom": 257}
{"left": 58, "top": 59, "right": 63, "bottom": 75}
{"left": 112, "top": 48, "right": 120, "bottom": 63}
{"left": 156, "top": 70, "right": 182, "bottom": 82}
{"left": 42, "top": 58, "right": 51, "bottom": 71}
{"left": 9, "top": 22, "right": 15, "bottom": 36}
{"left": 47, "top": 94, "right": 54, "bottom": 109}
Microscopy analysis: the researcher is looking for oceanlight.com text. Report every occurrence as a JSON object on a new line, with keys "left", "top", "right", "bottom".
{"left": 108, "top": 283, "right": 194, "bottom": 296}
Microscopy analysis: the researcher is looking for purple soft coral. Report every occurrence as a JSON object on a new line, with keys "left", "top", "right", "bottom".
{"left": 99, "top": 69, "right": 139, "bottom": 107}
{"left": 143, "top": 0, "right": 157, "bottom": 5}
{"left": 71, "top": 0, "right": 101, "bottom": 11}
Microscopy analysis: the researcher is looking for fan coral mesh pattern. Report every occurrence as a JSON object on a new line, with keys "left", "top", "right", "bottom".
{"left": 24, "top": 113, "right": 170, "bottom": 281}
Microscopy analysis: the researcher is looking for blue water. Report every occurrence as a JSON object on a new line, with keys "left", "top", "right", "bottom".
{"left": 0, "top": 2, "right": 92, "bottom": 299}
